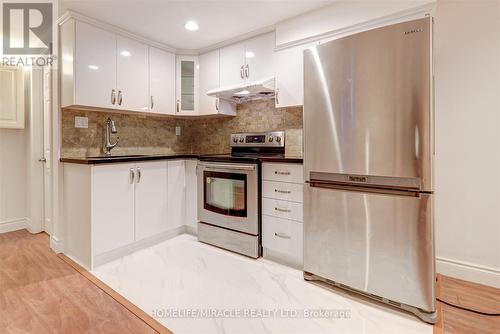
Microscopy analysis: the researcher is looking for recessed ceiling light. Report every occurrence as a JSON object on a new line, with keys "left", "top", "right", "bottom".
{"left": 245, "top": 51, "right": 255, "bottom": 58}
{"left": 185, "top": 20, "right": 199, "bottom": 31}
{"left": 120, "top": 50, "right": 131, "bottom": 57}
{"left": 88, "top": 65, "right": 99, "bottom": 70}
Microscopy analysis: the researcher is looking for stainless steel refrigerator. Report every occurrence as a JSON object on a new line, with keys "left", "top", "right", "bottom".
{"left": 303, "top": 17, "right": 435, "bottom": 323}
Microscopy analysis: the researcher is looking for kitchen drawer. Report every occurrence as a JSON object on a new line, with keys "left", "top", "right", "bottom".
{"left": 262, "top": 215, "right": 303, "bottom": 263}
{"left": 262, "top": 180, "right": 303, "bottom": 203}
{"left": 262, "top": 197, "right": 303, "bottom": 222}
{"left": 262, "top": 163, "right": 303, "bottom": 184}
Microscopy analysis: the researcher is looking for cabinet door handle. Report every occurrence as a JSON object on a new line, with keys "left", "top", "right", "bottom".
{"left": 274, "top": 189, "right": 291, "bottom": 194}
{"left": 176, "top": 100, "right": 180, "bottom": 113}
{"left": 111, "top": 89, "right": 116, "bottom": 105}
{"left": 137, "top": 167, "right": 141, "bottom": 183}
{"left": 275, "top": 170, "right": 291, "bottom": 175}
{"left": 150, "top": 96, "right": 154, "bottom": 110}
{"left": 215, "top": 98, "right": 219, "bottom": 111}
{"left": 275, "top": 232, "right": 291, "bottom": 239}
{"left": 245, "top": 64, "right": 250, "bottom": 78}
{"left": 275, "top": 88, "right": 280, "bottom": 105}
{"left": 240, "top": 65, "right": 244, "bottom": 79}
{"left": 118, "top": 90, "right": 123, "bottom": 106}
{"left": 275, "top": 207, "right": 291, "bottom": 213}
{"left": 130, "top": 168, "right": 135, "bottom": 184}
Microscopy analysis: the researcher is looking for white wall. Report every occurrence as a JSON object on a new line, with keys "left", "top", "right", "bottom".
{"left": 434, "top": 0, "right": 500, "bottom": 287}
{"left": 0, "top": 69, "right": 45, "bottom": 234}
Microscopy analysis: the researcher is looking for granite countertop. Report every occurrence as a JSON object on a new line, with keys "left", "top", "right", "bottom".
{"left": 60, "top": 154, "right": 199, "bottom": 165}
{"left": 61, "top": 154, "right": 303, "bottom": 165}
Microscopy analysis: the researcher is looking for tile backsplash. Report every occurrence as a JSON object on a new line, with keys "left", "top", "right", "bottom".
{"left": 61, "top": 99, "right": 303, "bottom": 158}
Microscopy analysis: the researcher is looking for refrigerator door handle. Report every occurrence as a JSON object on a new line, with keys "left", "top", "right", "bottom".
{"left": 308, "top": 180, "right": 423, "bottom": 198}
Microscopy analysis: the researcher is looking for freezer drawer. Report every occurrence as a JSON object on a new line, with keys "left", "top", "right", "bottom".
{"left": 303, "top": 183, "right": 435, "bottom": 312}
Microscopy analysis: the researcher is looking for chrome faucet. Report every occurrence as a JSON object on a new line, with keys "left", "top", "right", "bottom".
{"left": 104, "top": 117, "right": 119, "bottom": 156}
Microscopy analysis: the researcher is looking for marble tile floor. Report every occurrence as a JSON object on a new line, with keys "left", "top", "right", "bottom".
{"left": 91, "top": 234, "right": 432, "bottom": 334}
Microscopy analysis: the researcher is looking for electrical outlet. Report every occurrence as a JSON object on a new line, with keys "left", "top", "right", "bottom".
{"left": 175, "top": 126, "right": 181, "bottom": 136}
{"left": 75, "top": 116, "right": 88, "bottom": 129}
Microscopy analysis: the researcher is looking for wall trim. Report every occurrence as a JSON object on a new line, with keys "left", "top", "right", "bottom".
{"left": 275, "top": 2, "right": 436, "bottom": 51}
{"left": 0, "top": 218, "right": 28, "bottom": 234}
{"left": 437, "top": 256, "right": 500, "bottom": 289}
{"left": 50, "top": 235, "right": 64, "bottom": 253}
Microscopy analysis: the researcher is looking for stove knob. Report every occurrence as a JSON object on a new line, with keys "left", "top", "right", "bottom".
{"left": 268, "top": 136, "right": 274, "bottom": 142}
{"left": 239, "top": 137, "right": 244, "bottom": 143}
{"left": 276, "top": 136, "right": 282, "bottom": 143}
{"left": 233, "top": 137, "right": 238, "bottom": 143}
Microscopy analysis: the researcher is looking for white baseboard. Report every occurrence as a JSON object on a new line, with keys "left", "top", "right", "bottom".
{"left": 92, "top": 226, "right": 186, "bottom": 268}
{"left": 437, "top": 257, "right": 500, "bottom": 288}
{"left": 185, "top": 225, "right": 197, "bottom": 236}
{"left": 0, "top": 218, "right": 28, "bottom": 233}
{"left": 50, "top": 235, "right": 64, "bottom": 253}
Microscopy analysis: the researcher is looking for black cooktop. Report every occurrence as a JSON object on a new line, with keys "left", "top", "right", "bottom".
{"left": 198, "top": 153, "right": 286, "bottom": 163}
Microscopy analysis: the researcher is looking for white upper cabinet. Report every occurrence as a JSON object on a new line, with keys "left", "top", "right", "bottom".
{"left": 116, "top": 36, "right": 149, "bottom": 112}
{"left": 219, "top": 41, "right": 246, "bottom": 87}
{"left": 199, "top": 50, "right": 236, "bottom": 116}
{"left": 0, "top": 66, "right": 24, "bottom": 129}
{"left": 274, "top": 43, "right": 313, "bottom": 108}
{"left": 199, "top": 49, "right": 220, "bottom": 115}
{"left": 149, "top": 47, "right": 175, "bottom": 115}
{"left": 70, "top": 21, "right": 117, "bottom": 109}
{"left": 175, "top": 55, "right": 199, "bottom": 115}
{"left": 244, "top": 32, "right": 275, "bottom": 82}
{"left": 219, "top": 32, "right": 275, "bottom": 87}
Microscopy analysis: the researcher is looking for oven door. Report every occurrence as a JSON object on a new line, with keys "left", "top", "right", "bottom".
{"left": 197, "top": 162, "right": 258, "bottom": 235}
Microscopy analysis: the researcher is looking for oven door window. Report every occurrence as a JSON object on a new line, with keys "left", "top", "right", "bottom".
{"left": 204, "top": 171, "right": 247, "bottom": 217}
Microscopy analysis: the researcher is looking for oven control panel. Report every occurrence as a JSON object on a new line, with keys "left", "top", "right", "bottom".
{"left": 231, "top": 131, "right": 285, "bottom": 147}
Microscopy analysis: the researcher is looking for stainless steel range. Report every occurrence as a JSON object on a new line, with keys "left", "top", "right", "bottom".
{"left": 197, "top": 131, "right": 285, "bottom": 258}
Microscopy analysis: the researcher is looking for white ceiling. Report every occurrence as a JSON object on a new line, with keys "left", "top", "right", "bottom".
{"left": 59, "top": 0, "right": 334, "bottom": 50}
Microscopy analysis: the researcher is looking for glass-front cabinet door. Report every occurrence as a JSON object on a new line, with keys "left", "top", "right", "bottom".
{"left": 203, "top": 171, "right": 247, "bottom": 218}
{"left": 175, "top": 55, "right": 199, "bottom": 115}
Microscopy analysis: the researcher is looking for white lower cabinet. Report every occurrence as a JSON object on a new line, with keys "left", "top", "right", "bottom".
{"left": 167, "top": 160, "right": 185, "bottom": 230}
{"left": 64, "top": 159, "right": 189, "bottom": 270}
{"left": 92, "top": 163, "right": 135, "bottom": 256}
{"left": 262, "top": 215, "right": 303, "bottom": 264}
{"left": 134, "top": 161, "right": 168, "bottom": 241}
{"left": 261, "top": 162, "right": 304, "bottom": 267}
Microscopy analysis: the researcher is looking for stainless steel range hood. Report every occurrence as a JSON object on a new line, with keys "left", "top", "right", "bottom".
{"left": 207, "top": 77, "right": 275, "bottom": 104}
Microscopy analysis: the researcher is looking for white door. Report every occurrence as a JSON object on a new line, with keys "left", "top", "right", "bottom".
{"left": 175, "top": 56, "right": 199, "bottom": 115}
{"left": 167, "top": 160, "right": 185, "bottom": 230}
{"left": 43, "top": 67, "right": 52, "bottom": 234}
{"left": 244, "top": 32, "right": 275, "bottom": 82}
{"left": 275, "top": 44, "right": 308, "bottom": 107}
{"left": 116, "top": 35, "right": 149, "bottom": 112}
{"left": 92, "top": 163, "right": 135, "bottom": 255}
{"left": 74, "top": 21, "right": 117, "bottom": 109}
{"left": 219, "top": 41, "right": 245, "bottom": 87}
{"left": 199, "top": 49, "right": 220, "bottom": 115}
{"left": 149, "top": 47, "right": 175, "bottom": 115}
{"left": 135, "top": 161, "right": 168, "bottom": 240}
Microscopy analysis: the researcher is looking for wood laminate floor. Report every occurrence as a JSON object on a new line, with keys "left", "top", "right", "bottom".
{"left": 0, "top": 230, "right": 162, "bottom": 333}
{"left": 0, "top": 229, "right": 499, "bottom": 333}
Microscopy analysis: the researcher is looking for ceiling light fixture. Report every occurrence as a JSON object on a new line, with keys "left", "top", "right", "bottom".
{"left": 185, "top": 20, "right": 199, "bottom": 31}
{"left": 120, "top": 50, "right": 131, "bottom": 57}
{"left": 245, "top": 51, "right": 255, "bottom": 58}
{"left": 88, "top": 65, "right": 99, "bottom": 70}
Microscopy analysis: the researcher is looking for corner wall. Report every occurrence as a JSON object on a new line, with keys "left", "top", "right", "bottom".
{"left": 434, "top": 0, "right": 500, "bottom": 287}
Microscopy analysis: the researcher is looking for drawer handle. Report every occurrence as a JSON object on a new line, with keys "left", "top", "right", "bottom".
{"left": 275, "top": 170, "right": 291, "bottom": 175}
{"left": 275, "top": 232, "right": 291, "bottom": 239}
{"left": 275, "top": 207, "right": 291, "bottom": 213}
{"left": 275, "top": 189, "right": 291, "bottom": 194}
